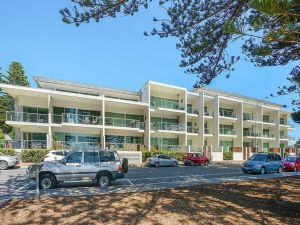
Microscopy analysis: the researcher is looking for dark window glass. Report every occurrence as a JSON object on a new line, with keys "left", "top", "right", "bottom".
{"left": 250, "top": 154, "right": 266, "bottom": 161}
{"left": 84, "top": 152, "right": 100, "bottom": 163}
{"left": 66, "top": 152, "right": 82, "bottom": 163}
{"left": 100, "top": 151, "right": 115, "bottom": 162}
{"left": 275, "top": 155, "right": 281, "bottom": 161}
{"left": 53, "top": 151, "right": 64, "bottom": 156}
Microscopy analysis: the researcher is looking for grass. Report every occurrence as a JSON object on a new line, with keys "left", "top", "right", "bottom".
{"left": 1, "top": 176, "right": 300, "bottom": 225}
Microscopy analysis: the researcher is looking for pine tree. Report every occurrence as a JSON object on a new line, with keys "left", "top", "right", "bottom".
{"left": 0, "top": 61, "right": 30, "bottom": 134}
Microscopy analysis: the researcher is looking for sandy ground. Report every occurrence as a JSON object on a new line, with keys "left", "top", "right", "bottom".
{"left": 1, "top": 176, "right": 300, "bottom": 225}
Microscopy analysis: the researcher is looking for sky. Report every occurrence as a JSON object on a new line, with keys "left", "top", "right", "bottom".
{"left": 0, "top": 0, "right": 299, "bottom": 139}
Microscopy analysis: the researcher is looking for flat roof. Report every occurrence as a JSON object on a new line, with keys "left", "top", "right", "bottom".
{"left": 33, "top": 76, "right": 141, "bottom": 97}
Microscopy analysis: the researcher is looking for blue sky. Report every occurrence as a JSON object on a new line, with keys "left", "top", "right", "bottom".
{"left": 0, "top": 0, "right": 299, "bottom": 139}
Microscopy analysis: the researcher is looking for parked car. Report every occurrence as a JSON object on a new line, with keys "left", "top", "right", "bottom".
{"left": 0, "top": 153, "right": 19, "bottom": 170}
{"left": 241, "top": 153, "right": 283, "bottom": 174}
{"left": 44, "top": 150, "right": 69, "bottom": 161}
{"left": 183, "top": 153, "right": 209, "bottom": 166}
{"left": 26, "top": 149, "right": 128, "bottom": 189}
{"left": 283, "top": 156, "right": 300, "bottom": 172}
{"left": 145, "top": 154, "right": 179, "bottom": 167}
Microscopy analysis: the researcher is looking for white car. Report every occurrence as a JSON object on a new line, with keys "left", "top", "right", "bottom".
{"left": 44, "top": 150, "right": 68, "bottom": 161}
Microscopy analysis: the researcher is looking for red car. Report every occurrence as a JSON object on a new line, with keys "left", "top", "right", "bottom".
{"left": 283, "top": 156, "right": 300, "bottom": 172}
{"left": 184, "top": 153, "right": 209, "bottom": 166}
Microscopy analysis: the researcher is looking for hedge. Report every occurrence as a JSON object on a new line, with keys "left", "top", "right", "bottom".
{"left": 0, "top": 148, "right": 16, "bottom": 156}
{"left": 21, "top": 149, "right": 49, "bottom": 163}
{"left": 223, "top": 151, "right": 233, "bottom": 160}
{"left": 142, "top": 150, "right": 186, "bottom": 162}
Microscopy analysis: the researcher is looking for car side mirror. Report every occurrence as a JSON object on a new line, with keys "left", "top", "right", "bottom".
{"left": 61, "top": 158, "right": 67, "bottom": 164}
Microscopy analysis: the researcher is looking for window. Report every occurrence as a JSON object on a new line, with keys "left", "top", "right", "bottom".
{"left": 274, "top": 154, "right": 281, "bottom": 161}
{"left": 66, "top": 152, "right": 82, "bottom": 163}
{"left": 266, "top": 154, "right": 274, "bottom": 161}
{"left": 84, "top": 152, "right": 100, "bottom": 163}
{"left": 53, "top": 151, "right": 64, "bottom": 156}
{"left": 100, "top": 151, "right": 115, "bottom": 162}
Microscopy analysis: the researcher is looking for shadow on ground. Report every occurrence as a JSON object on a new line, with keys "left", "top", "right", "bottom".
{"left": 0, "top": 176, "right": 300, "bottom": 225}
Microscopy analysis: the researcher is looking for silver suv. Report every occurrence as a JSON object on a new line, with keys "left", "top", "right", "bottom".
{"left": 26, "top": 149, "right": 128, "bottom": 189}
{"left": 0, "top": 153, "right": 19, "bottom": 170}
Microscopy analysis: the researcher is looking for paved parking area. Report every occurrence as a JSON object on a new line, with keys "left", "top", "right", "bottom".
{"left": 1, "top": 164, "right": 300, "bottom": 205}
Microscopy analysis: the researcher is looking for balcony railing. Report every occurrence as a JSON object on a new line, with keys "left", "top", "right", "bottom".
{"left": 263, "top": 133, "right": 274, "bottom": 138}
{"left": 263, "top": 117, "right": 274, "bottom": 123}
{"left": 243, "top": 113, "right": 254, "bottom": 120}
{"left": 243, "top": 131, "right": 260, "bottom": 137}
{"left": 23, "top": 140, "right": 47, "bottom": 149}
{"left": 151, "top": 122, "right": 185, "bottom": 131}
{"left": 105, "top": 143, "right": 144, "bottom": 151}
{"left": 105, "top": 117, "right": 144, "bottom": 129}
{"left": 187, "top": 107, "right": 199, "bottom": 115}
{"left": 280, "top": 135, "right": 295, "bottom": 141}
{"left": 62, "top": 113, "right": 102, "bottom": 125}
{"left": 220, "top": 128, "right": 236, "bottom": 135}
{"left": 219, "top": 109, "right": 236, "bottom": 118}
{"left": 53, "top": 141, "right": 101, "bottom": 150}
{"left": 151, "top": 101, "right": 185, "bottom": 111}
{"left": 52, "top": 114, "right": 62, "bottom": 124}
{"left": 187, "top": 126, "right": 198, "bottom": 133}
{"left": 6, "top": 111, "right": 48, "bottom": 123}
{"left": 151, "top": 145, "right": 188, "bottom": 151}
{"left": 204, "top": 109, "right": 214, "bottom": 117}
{"left": 204, "top": 128, "right": 212, "bottom": 134}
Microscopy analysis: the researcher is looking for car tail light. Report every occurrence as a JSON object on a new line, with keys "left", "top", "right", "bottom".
{"left": 118, "top": 164, "right": 123, "bottom": 172}
{"left": 44, "top": 155, "right": 49, "bottom": 159}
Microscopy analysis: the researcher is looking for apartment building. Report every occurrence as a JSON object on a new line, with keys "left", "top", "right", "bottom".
{"left": 0, "top": 76, "right": 295, "bottom": 152}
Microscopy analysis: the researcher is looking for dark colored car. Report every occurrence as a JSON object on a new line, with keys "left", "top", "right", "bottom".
{"left": 283, "top": 156, "right": 300, "bottom": 172}
{"left": 183, "top": 153, "right": 209, "bottom": 166}
{"left": 241, "top": 153, "right": 283, "bottom": 174}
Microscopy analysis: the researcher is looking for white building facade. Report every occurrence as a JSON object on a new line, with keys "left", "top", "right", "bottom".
{"left": 0, "top": 76, "right": 295, "bottom": 153}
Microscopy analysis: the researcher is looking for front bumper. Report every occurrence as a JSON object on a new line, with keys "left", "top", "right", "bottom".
{"left": 241, "top": 166, "right": 260, "bottom": 173}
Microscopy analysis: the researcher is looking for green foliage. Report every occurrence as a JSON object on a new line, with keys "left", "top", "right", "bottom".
{"left": 0, "top": 148, "right": 16, "bottom": 156}
{"left": 0, "top": 129, "right": 5, "bottom": 139}
{"left": 0, "top": 61, "right": 30, "bottom": 134}
{"left": 284, "top": 152, "right": 289, "bottom": 157}
{"left": 21, "top": 149, "right": 49, "bottom": 163}
{"left": 60, "top": 1, "right": 300, "bottom": 120}
{"left": 223, "top": 151, "right": 233, "bottom": 160}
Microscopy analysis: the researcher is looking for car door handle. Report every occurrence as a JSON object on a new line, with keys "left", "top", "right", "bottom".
{"left": 75, "top": 165, "right": 81, "bottom": 167}
{"left": 94, "top": 164, "right": 99, "bottom": 166}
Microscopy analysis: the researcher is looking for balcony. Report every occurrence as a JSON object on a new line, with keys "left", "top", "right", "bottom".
{"left": 263, "top": 133, "right": 274, "bottom": 138}
{"left": 53, "top": 141, "right": 101, "bottom": 150}
{"left": 105, "top": 143, "right": 144, "bottom": 151}
{"left": 280, "top": 135, "right": 295, "bottom": 141}
{"left": 243, "top": 131, "right": 260, "bottom": 137}
{"left": 219, "top": 109, "right": 236, "bottom": 118}
{"left": 151, "top": 122, "right": 185, "bottom": 132}
{"left": 187, "top": 107, "right": 199, "bottom": 115}
{"left": 150, "top": 100, "right": 185, "bottom": 111}
{"left": 6, "top": 111, "right": 48, "bottom": 123}
{"left": 243, "top": 113, "right": 254, "bottom": 121}
{"left": 151, "top": 145, "right": 188, "bottom": 151}
{"left": 105, "top": 117, "right": 144, "bottom": 129}
{"left": 204, "top": 128, "right": 212, "bottom": 135}
{"left": 187, "top": 126, "right": 198, "bottom": 134}
{"left": 204, "top": 109, "right": 214, "bottom": 117}
{"left": 62, "top": 113, "right": 102, "bottom": 126}
{"left": 263, "top": 117, "right": 275, "bottom": 124}
{"left": 220, "top": 128, "right": 236, "bottom": 135}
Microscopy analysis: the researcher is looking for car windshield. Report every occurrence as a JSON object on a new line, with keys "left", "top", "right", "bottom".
{"left": 249, "top": 154, "right": 266, "bottom": 161}
{"left": 285, "top": 157, "right": 296, "bottom": 162}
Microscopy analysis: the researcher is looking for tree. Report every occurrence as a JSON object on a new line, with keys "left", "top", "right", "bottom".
{"left": 0, "top": 61, "right": 30, "bottom": 134}
{"left": 60, "top": 0, "right": 300, "bottom": 121}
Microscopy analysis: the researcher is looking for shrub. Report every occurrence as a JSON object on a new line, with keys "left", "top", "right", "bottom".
{"left": 0, "top": 148, "right": 16, "bottom": 156}
{"left": 21, "top": 149, "right": 49, "bottom": 163}
{"left": 223, "top": 151, "right": 233, "bottom": 160}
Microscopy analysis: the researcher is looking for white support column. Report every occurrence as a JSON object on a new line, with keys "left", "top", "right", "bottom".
{"left": 235, "top": 102, "right": 243, "bottom": 148}
{"left": 255, "top": 105, "right": 263, "bottom": 151}
{"left": 47, "top": 94, "right": 52, "bottom": 150}
{"left": 274, "top": 110, "right": 280, "bottom": 148}
{"left": 184, "top": 90, "right": 188, "bottom": 146}
{"left": 199, "top": 93, "right": 204, "bottom": 146}
{"left": 101, "top": 96, "right": 106, "bottom": 149}
{"left": 213, "top": 95, "right": 220, "bottom": 147}
{"left": 14, "top": 98, "right": 22, "bottom": 148}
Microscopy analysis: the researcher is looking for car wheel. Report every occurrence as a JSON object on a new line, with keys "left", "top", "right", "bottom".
{"left": 190, "top": 161, "right": 195, "bottom": 166}
{"left": 154, "top": 162, "right": 159, "bottom": 168}
{"left": 204, "top": 161, "right": 209, "bottom": 166}
{"left": 260, "top": 167, "right": 266, "bottom": 175}
{"left": 172, "top": 161, "right": 178, "bottom": 167}
{"left": 277, "top": 166, "right": 283, "bottom": 173}
{"left": 0, "top": 161, "right": 8, "bottom": 170}
{"left": 98, "top": 174, "right": 112, "bottom": 187}
{"left": 39, "top": 173, "right": 56, "bottom": 189}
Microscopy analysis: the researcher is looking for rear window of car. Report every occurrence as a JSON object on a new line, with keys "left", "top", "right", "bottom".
{"left": 53, "top": 151, "right": 64, "bottom": 156}
{"left": 285, "top": 157, "right": 296, "bottom": 162}
{"left": 100, "top": 151, "right": 115, "bottom": 162}
{"left": 84, "top": 152, "right": 100, "bottom": 163}
{"left": 274, "top": 154, "right": 282, "bottom": 161}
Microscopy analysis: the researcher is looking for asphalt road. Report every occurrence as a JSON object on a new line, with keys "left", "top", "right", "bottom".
{"left": 1, "top": 164, "right": 300, "bottom": 205}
